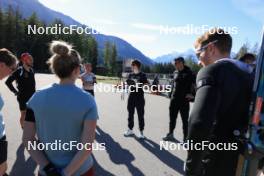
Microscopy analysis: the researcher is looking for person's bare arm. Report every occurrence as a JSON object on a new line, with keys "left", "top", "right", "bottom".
{"left": 22, "top": 121, "right": 49, "bottom": 168}
{"left": 63, "top": 120, "right": 97, "bottom": 176}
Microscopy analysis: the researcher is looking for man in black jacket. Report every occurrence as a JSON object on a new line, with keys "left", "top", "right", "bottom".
{"left": 185, "top": 28, "right": 253, "bottom": 176}
{"left": 163, "top": 57, "right": 194, "bottom": 142}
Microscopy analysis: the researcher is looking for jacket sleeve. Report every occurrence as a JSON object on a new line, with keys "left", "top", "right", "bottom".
{"left": 5, "top": 70, "right": 19, "bottom": 95}
{"left": 126, "top": 74, "right": 134, "bottom": 85}
{"left": 186, "top": 71, "right": 195, "bottom": 95}
{"left": 185, "top": 68, "right": 221, "bottom": 175}
{"left": 141, "top": 73, "right": 149, "bottom": 84}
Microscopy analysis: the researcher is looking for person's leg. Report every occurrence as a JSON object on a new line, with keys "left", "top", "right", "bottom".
{"left": 127, "top": 96, "right": 135, "bottom": 130}
{"left": 169, "top": 99, "right": 179, "bottom": 134}
{"left": 136, "top": 97, "right": 145, "bottom": 132}
{"left": 0, "top": 136, "right": 8, "bottom": 176}
{"left": 179, "top": 102, "right": 190, "bottom": 142}
{"left": 17, "top": 96, "right": 27, "bottom": 128}
{"left": 163, "top": 99, "right": 180, "bottom": 141}
{"left": 20, "top": 110, "right": 26, "bottom": 128}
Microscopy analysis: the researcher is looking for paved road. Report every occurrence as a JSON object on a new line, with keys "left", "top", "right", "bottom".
{"left": 0, "top": 74, "right": 187, "bottom": 176}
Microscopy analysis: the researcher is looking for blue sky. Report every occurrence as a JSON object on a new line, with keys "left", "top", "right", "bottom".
{"left": 39, "top": 0, "right": 263, "bottom": 58}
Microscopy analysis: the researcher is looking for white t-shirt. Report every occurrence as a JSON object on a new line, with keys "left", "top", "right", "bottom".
{"left": 81, "top": 72, "right": 96, "bottom": 90}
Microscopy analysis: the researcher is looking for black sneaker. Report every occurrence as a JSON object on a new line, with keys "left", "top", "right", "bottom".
{"left": 162, "top": 133, "right": 176, "bottom": 141}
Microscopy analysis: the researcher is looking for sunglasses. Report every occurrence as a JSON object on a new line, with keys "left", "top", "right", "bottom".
{"left": 195, "top": 40, "right": 218, "bottom": 59}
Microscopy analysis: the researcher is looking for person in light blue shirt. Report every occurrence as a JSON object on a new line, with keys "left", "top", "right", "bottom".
{"left": 0, "top": 48, "right": 17, "bottom": 176}
{"left": 23, "top": 41, "right": 98, "bottom": 176}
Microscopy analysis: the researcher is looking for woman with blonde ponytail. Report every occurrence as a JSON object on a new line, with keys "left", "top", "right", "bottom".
{"left": 22, "top": 41, "right": 98, "bottom": 176}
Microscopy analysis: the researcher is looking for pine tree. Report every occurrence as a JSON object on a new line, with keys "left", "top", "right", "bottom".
{"left": 110, "top": 44, "right": 117, "bottom": 75}
{"left": 236, "top": 42, "right": 250, "bottom": 59}
{"left": 88, "top": 37, "right": 98, "bottom": 73}
{"left": 0, "top": 7, "right": 103, "bottom": 73}
{"left": 4, "top": 6, "right": 16, "bottom": 52}
{"left": 14, "top": 7, "right": 25, "bottom": 55}
{"left": 251, "top": 42, "right": 259, "bottom": 56}
{"left": 104, "top": 41, "right": 111, "bottom": 74}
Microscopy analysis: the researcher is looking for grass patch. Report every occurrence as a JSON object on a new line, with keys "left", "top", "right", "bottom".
{"left": 96, "top": 75, "right": 121, "bottom": 85}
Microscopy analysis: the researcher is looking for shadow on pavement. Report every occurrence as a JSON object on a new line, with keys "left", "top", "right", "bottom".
{"left": 9, "top": 143, "right": 37, "bottom": 176}
{"left": 134, "top": 137, "right": 184, "bottom": 175}
{"left": 95, "top": 126, "right": 144, "bottom": 176}
{"left": 93, "top": 155, "right": 115, "bottom": 176}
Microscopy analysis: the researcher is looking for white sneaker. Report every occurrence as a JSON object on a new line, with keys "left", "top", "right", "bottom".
{"left": 138, "top": 131, "right": 145, "bottom": 139}
{"left": 124, "top": 129, "right": 134, "bottom": 137}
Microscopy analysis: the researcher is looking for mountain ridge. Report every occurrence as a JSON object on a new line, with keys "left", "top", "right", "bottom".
{"left": 154, "top": 49, "right": 198, "bottom": 63}
{"left": 0, "top": 0, "right": 154, "bottom": 65}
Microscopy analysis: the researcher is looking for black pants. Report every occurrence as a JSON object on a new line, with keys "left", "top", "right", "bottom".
{"left": 169, "top": 98, "right": 190, "bottom": 140}
{"left": 127, "top": 95, "right": 145, "bottom": 131}
{"left": 85, "top": 89, "right": 94, "bottom": 97}
{"left": 0, "top": 135, "right": 7, "bottom": 164}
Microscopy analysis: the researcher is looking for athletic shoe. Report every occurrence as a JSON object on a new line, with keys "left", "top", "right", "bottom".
{"left": 124, "top": 129, "right": 134, "bottom": 137}
{"left": 138, "top": 131, "right": 145, "bottom": 139}
{"left": 162, "top": 133, "right": 176, "bottom": 141}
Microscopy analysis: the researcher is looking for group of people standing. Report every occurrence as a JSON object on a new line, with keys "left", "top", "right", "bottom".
{"left": 0, "top": 41, "right": 98, "bottom": 176}
{"left": 0, "top": 27, "right": 260, "bottom": 176}
{"left": 1, "top": 51, "right": 37, "bottom": 175}
{"left": 122, "top": 28, "right": 257, "bottom": 176}
{"left": 123, "top": 57, "right": 195, "bottom": 142}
